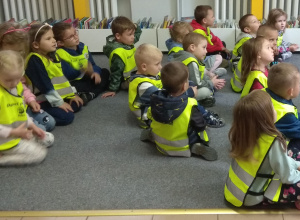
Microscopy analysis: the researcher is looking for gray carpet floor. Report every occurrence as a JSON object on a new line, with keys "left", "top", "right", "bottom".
{"left": 1, "top": 54, "right": 300, "bottom": 211}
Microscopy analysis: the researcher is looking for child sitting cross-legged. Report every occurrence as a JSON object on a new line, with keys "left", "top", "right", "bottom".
{"left": 141, "top": 62, "right": 218, "bottom": 161}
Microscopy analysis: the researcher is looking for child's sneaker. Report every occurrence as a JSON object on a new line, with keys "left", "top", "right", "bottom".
{"left": 198, "top": 96, "right": 215, "bottom": 108}
{"left": 140, "top": 128, "right": 154, "bottom": 143}
{"left": 203, "top": 111, "right": 225, "bottom": 128}
{"left": 191, "top": 143, "right": 218, "bottom": 161}
{"left": 213, "top": 68, "right": 227, "bottom": 77}
{"left": 79, "top": 92, "right": 95, "bottom": 106}
{"left": 281, "top": 51, "right": 292, "bottom": 60}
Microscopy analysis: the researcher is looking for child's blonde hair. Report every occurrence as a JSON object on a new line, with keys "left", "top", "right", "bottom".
{"left": 111, "top": 16, "right": 136, "bottom": 36}
{"left": 229, "top": 89, "right": 286, "bottom": 161}
{"left": 256, "top": 24, "right": 278, "bottom": 37}
{"left": 0, "top": 50, "right": 24, "bottom": 76}
{"left": 241, "top": 36, "right": 267, "bottom": 85}
{"left": 0, "top": 22, "right": 29, "bottom": 58}
{"left": 194, "top": 5, "right": 212, "bottom": 24}
{"left": 182, "top": 32, "right": 206, "bottom": 51}
{"left": 135, "top": 43, "right": 162, "bottom": 67}
{"left": 169, "top": 21, "right": 193, "bottom": 43}
{"left": 268, "top": 63, "right": 299, "bottom": 97}
{"left": 266, "top": 8, "right": 287, "bottom": 28}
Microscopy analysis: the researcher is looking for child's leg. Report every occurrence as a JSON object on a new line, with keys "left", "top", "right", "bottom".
{"left": 0, "top": 140, "right": 47, "bottom": 166}
{"left": 40, "top": 102, "right": 74, "bottom": 126}
{"left": 26, "top": 108, "right": 56, "bottom": 132}
{"left": 196, "top": 87, "right": 215, "bottom": 107}
{"left": 190, "top": 143, "right": 218, "bottom": 161}
{"left": 204, "top": 54, "right": 222, "bottom": 73}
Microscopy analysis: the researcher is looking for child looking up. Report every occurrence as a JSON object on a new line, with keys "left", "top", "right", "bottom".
{"left": 240, "top": 36, "right": 274, "bottom": 98}
{"left": 25, "top": 24, "right": 83, "bottom": 126}
{"left": 191, "top": 5, "right": 231, "bottom": 60}
{"left": 266, "top": 8, "right": 299, "bottom": 60}
{"left": 145, "top": 62, "right": 218, "bottom": 161}
{"left": 102, "top": 16, "right": 142, "bottom": 98}
{"left": 53, "top": 22, "right": 110, "bottom": 105}
{"left": 0, "top": 50, "right": 54, "bottom": 166}
{"left": 0, "top": 22, "right": 55, "bottom": 131}
{"left": 171, "top": 32, "right": 225, "bottom": 107}
{"left": 225, "top": 89, "right": 300, "bottom": 209}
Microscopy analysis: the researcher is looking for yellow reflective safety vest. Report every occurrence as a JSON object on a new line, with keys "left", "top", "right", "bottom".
{"left": 26, "top": 53, "right": 75, "bottom": 101}
{"left": 224, "top": 134, "right": 282, "bottom": 207}
{"left": 182, "top": 57, "right": 205, "bottom": 80}
{"left": 128, "top": 74, "right": 162, "bottom": 119}
{"left": 193, "top": 28, "right": 213, "bottom": 45}
{"left": 230, "top": 57, "right": 243, "bottom": 93}
{"left": 241, "top": 70, "right": 267, "bottom": 98}
{"left": 232, "top": 37, "right": 251, "bottom": 58}
{"left": 277, "top": 35, "right": 283, "bottom": 47}
{"left": 168, "top": 46, "right": 183, "bottom": 55}
{"left": 148, "top": 98, "right": 209, "bottom": 157}
{"left": 56, "top": 45, "right": 89, "bottom": 80}
{"left": 109, "top": 47, "right": 136, "bottom": 80}
{"left": 0, "top": 82, "right": 27, "bottom": 150}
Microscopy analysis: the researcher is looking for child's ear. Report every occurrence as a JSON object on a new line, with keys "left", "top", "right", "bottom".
{"left": 32, "top": 41, "right": 39, "bottom": 50}
{"left": 115, "top": 33, "right": 121, "bottom": 40}
{"left": 57, "top": 40, "right": 64, "bottom": 47}
{"left": 287, "top": 87, "right": 294, "bottom": 97}
{"left": 244, "top": 27, "right": 251, "bottom": 33}
{"left": 141, "top": 63, "right": 147, "bottom": 72}
{"left": 188, "top": 44, "right": 195, "bottom": 52}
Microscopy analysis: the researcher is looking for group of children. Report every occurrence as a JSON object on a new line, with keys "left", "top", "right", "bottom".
{"left": 1, "top": 4, "right": 300, "bottom": 209}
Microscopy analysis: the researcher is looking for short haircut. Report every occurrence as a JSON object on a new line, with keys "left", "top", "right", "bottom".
{"left": 135, "top": 43, "right": 162, "bottom": 67}
{"left": 169, "top": 21, "right": 193, "bottom": 43}
{"left": 257, "top": 24, "right": 278, "bottom": 37}
{"left": 182, "top": 32, "right": 206, "bottom": 51}
{"left": 266, "top": 8, "right": 287, "bottom": 28}
{"left": 111, "top": 16, "right": 136, "bottom": 36}
{"left": 239, "top": 14, "right": 254, "bottom": 33}
{"left": 52, "top": 22, "right": 72, "bottom": 41}
{"left": 161, "top": 62, "right": 188, "bottom": 94}
{"left": 194, "top": 5, "right": 212, "bottom": 24}
{"left": 268, "top": 63, "right": 299, "bottom": 97}
{"left": 0, "top": 50, "right": 24, "bottom": 77}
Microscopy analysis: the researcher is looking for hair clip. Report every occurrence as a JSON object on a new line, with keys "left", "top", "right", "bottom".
{"left": 34, "top": 23, "right": 52, "bottom": 41}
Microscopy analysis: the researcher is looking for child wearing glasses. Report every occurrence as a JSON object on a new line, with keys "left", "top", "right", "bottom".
{"left": 53, "top": 22, "right": 110, "bottom": 105}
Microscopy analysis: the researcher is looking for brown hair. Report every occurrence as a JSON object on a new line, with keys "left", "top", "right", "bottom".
{"left": 257, "top": 24, "right": 278, "bottom": 37}
{"left": 194, "top": 5, "right": 212, "bottom": 24}
{"left": 0, "top": 50, "right": 24, "bottom": 77}
{"left": 229, "top": 89, "right": 286, "bottom": 160}
{"left": 52, "top": 22, "right": 72, "bottom": 41}
{"left": 161, "top": 62, "right": 188, "bottom": 94}
{"left": 182, "top": 32, "right": 206, "bottom": 51}
{"left": 135, "top": 43, "right": 162, "bottom": 67}
{"left": 0, "top": 22, "right": 29, "bottom": 58}
{"left": 241, "top": 36, "right": 266, "bottom": 85}
{"left": 266, "top": 8, "right": 287, "bottom": 28}
{"left": 28, "top": 24, "right": 52, "bottom": 53}
{"left": 268, "top": 63, "right": 299, "bottom": 97}
{"left": 169, "top": 21, "right": 193, "bottom": 43}
{"left": 111, "top": 16, "right": 136, "bottom": 36}
{"left": 239, "top": 14, "right": 254, "bottom": 33}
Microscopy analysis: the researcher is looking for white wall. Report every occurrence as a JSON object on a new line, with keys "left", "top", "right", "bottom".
{"left": 179, "top": 0, "right": 212, "bottom": 18}
{"left": 117, "top": 0, "right": 131, "bottom": 18}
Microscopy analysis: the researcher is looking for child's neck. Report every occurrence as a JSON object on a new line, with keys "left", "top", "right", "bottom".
{"left": 252, "top": 62, "right": 267, "bottom": 72}
{"left": 169, "top": 90, "right": 185, "bottom": 97}
{"left": 64, "top": 45, "right": 77, "bottom": 50}
{"left": 201, "top": 23, "right": 209, "bottom": 29}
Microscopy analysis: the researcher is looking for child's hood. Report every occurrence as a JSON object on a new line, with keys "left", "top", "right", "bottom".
{"left": 103, "top": 35, "right": 134, "bottom": 58}
{"left": 236, "top": 32, "right": 253, "bottom": 43}
{"left": 150, "top": 90, "right": 188, "bottom": 124}
{"left": 165, "top": 38, "right": 183, "bottom": 51}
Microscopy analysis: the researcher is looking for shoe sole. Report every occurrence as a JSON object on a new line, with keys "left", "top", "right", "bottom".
{"left": 207, "top": 118, "right": 225, "bottom": 128}
{"left": 192, "top": 144, "right": 218, "bottom": 161}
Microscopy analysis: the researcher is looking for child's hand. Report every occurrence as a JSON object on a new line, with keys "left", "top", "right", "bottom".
{"left": 289, "top": 44, "right": 299, "bottom": 52}
{"left": 191, "top": 86, "right": 198, "bottom": 97}
{"left": 273, "top": 47, "right": 279, "bottom": 55}
{"left": 69, "top": 95, "right": 83, "bottom": 107}
{"left": 29, "top": 100, "right": 41, "bottom": 112}
{"left": 29, "top": 123, "right": 45, "bottom": 139}
{"left": 206, "top": 71, "right": 216, "bottom": 79}
{"left": 91, "top": 72, "right": 101, "bottom": 84}
{"left": 10, "top": 123, "right": 33, "bottom": 140}
{"left": 59, "top": 102, "right": 74, "bottom": 113}
{"left": 101, "top": 91, "right": 116, "bottom": 98}
{"left": 222, "top": 47, "right": 231, "bottom": 58}
{"left": 211, "top": 76, "right": 226, "bottom": 90}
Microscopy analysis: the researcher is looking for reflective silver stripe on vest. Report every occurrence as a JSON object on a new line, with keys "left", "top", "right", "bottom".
{"left": 231, "top": 159, "right": 254, "bottom": 186}
{"left": 51, "top": 76, "right": 69, "bottom": 84}
{"left": 0, "top": 121, "right": 27, "bottom": 145}
{"left": 56, "top": 87, "right": 74, "bottom": 97}
{"left": 157, "top": 145, "right": 191, "bottom": 157}
{"left": 225, "top": 175, "right": 245, "bottom": 202}
{"left": 153, "top": 132, "right": 188, "bottom": 147}
{"left": 264, "top": 174, "right": 281, "bottom": 200}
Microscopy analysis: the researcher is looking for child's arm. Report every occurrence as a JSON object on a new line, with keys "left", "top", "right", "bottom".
{"left": 207, "top": 31, "right": 225, "bottom": 53}
{"left": 134, "top": 26, "right": 142, "bottom": 44}
{"left": 61, "top": 60, "right": 82, "bottom": 81}
{"left": 190, "top": 105, "right": 207, "bottom": 132}
{"left": 138, "top": 82, "right": 159, "bottom": 105}
{"left": 275, "top": 113, "right": 300, "bottom": 140}
{"left": 21, "top": 77, "right": 40, "bottom": 112}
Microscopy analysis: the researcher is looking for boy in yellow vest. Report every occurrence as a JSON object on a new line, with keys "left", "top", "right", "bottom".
{"left": 143, "top": 62, "right": 218, "bottom": 160}
{"left": 102, "top": 16, "right": 142, "bottom": 98}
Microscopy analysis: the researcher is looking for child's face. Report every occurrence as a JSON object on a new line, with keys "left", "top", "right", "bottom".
{"left": 204, "top": 9, "right": 215, "bottom": 27}
{"left": 193, "top": 40, "right": 207, "bottom": 61}
{"left": 60, "top": 27, "right": 79, "bottom": 48}
{"left": 144, "top": 55, "right": 162, "bottom": 76}
{"left": 275, "top": 15, "right": 286, "bottom": 31}
{"left": 0, "top": 67, "right": 23, "bottom": 90}
{"left": 34, "top": 29, "right": 57, "bottom": 55}
{"left": 290, "top": 73, "right": 300, "bottom": 99}
{"left": 116, "top": 29, "right": 135, "bottom": 45}
{"left": 245, "top": 15, "right": 260, "bottom": 35}
{"left": 265, "top": 30, "right": 279, "bottom": 51}
{"left": 259, "top": 39, "right": 274, "bottom": 64}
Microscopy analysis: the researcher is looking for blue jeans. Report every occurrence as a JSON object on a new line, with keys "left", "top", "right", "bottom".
{"left": 27, "top": 108, "right": 56, "bottom": 131}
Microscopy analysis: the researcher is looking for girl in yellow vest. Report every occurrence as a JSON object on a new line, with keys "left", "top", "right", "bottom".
{"left": 0, "top": 50, "right": 54, "bottom": 166}
{"left": 25, "top": 24, "right": 83, "bottom": 126}
{"left": 240, "top": 37, "right": 274, "bottom": 98}
{"left": 225, "top": 90, "right": 300, "bottom": 209}
{"left": 266, "top": 8, "right": 299, "bottom": 61}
